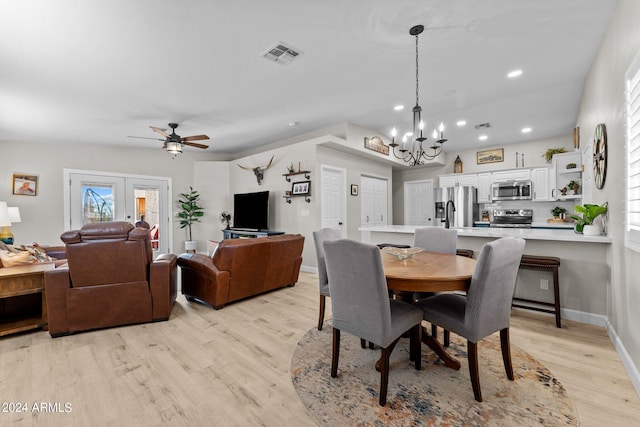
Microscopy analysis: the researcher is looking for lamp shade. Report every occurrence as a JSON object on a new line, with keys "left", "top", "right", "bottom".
{"left": 0, "top": 202, "right": 11, "bottom": 227}
{"left": 8, "top": 207, "right": 21, "bottom": 223}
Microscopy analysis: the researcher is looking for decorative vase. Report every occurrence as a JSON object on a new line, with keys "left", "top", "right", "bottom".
{"left": 185, "top": 240, "right": 198, "bottom": 252}
{"left": 582, "top": 224, "right": 600, "bottom": 236}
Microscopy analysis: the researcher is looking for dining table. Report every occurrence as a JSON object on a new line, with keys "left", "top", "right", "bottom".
{"left": 380, "top": 249, "right": 477, "bottom": 370}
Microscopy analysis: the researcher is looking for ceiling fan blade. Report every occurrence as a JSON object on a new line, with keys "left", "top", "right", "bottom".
{"left": 184, "top": 141, "right": 209, "bottom": 149}
{"left": 150, "top": 126, "right": 170, "bottom": 138}
{"left": 127, "top": 136, "right": 164, "bottom": 141}
{"left": 181, "top": 134, "right": 209, "bottom": 142}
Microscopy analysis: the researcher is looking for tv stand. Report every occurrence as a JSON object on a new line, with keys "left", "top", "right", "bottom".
{"left": 222, "top": 229, "right": 285, "bottom": 239}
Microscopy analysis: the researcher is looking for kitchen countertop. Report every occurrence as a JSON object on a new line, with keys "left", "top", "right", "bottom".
{"left": 358, "top": 225, "right": 612, "bottom": 243}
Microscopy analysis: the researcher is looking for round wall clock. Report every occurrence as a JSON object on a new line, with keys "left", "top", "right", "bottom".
{"left": 593, "top": 123, "right": 607, "bottom": 189}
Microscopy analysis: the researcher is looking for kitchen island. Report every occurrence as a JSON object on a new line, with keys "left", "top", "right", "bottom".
{"left": 359, "top": 225, "right": 611, "bottom": 324}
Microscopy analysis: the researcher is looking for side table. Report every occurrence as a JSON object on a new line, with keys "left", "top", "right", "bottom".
{"left": 0, "top": 263, "right": 55, "bottom": 336}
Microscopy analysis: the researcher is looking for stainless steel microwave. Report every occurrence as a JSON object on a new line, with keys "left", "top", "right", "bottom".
{"left": 491, "top": 180, "right": 532, "bottom": 201}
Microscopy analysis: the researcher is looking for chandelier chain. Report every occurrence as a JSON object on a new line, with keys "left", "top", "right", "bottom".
{"left": 415, "top": 33, "right": 419, "bottom": 106}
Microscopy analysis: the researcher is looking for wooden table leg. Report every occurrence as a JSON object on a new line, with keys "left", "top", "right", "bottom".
{"left": 421, "top": 326, "right": 460, "bottom": 370}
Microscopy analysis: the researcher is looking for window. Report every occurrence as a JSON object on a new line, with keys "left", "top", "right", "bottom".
{"left": 625, "top": 52, "right": 640, "bottom": 252}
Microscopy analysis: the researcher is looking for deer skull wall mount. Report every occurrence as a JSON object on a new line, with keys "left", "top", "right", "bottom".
{"left": 237, "top": 155, "right": 274, "bottom": 185}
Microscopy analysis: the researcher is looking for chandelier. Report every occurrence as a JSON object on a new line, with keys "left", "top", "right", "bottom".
{"left": 389, "top": 25, "right": 447, "bottom": 166}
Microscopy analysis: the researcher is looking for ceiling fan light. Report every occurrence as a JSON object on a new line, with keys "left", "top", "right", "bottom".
{"left": 166, "top": 141, "right": 182, "bottom": 154}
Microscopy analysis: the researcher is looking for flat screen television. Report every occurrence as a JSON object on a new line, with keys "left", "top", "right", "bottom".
{"left": 233, "top": 191, "right": 269, "bottom": 230}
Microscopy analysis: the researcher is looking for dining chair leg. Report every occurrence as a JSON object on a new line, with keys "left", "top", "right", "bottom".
{"left": 411, "top": 324, "right": 422, "bottom": 370}
{"left": 444, "top": 329, "right": 450, "bottom": 347}
{"left": 379, "top": 339, "right": 399, "bottom": 406}
{"left": 317, "top": 295, "right": 326, "bottom": 330}
{"left": 360, "top": 339, "right": 367, "bottom": 349}
{"left": 467, "top": 340, "right": 482, "bottom": 402}
{"left": 500, "top": 328, "right": 514, "bottom": 381}
{"left": 331, "top": 328, "right": 341, "bottom": 378}
{"left": 431, "top": 323, "right": 438, "bottom": 339}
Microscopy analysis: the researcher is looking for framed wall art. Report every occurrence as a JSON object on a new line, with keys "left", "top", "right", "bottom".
{"left": 476, "top": 149, "right": 504, "bottom": 165}
{"left": 350, "top": 184, "right": 359, "bottom": 196}
{"left": 12, "top": 174, "right": 38, "bottom": 196}
{"left": 364, "top": 136, "right": 389, "bottom": 155}
{"left": 292, "top": 180, "right": 311, "bottom": 196}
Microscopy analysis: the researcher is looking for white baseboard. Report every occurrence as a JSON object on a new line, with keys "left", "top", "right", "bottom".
{"left": 300, "top": 265, "right": 318, "bottom": 274}
{"left": 561, "top": 308, "right": 607, "bottom": 327}
{"left": 604, "top": 318, "right": 640, "bottom": 398}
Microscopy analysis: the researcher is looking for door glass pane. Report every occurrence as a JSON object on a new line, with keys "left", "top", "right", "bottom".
{"left": 82, "top": 184, "right": 115, "bottom": 224}
{"left": 134, "top": 187, "right": 160, "bottom": 254}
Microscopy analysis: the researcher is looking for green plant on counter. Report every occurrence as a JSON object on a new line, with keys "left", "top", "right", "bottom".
{"left": 551, "top": 206, "right": 566, "bottom": 218}
{"left": 570, "top": 202, "right": 608, "bottom": 233}
{"left": 543, "top": 147, "right": 567, "bottom": 163}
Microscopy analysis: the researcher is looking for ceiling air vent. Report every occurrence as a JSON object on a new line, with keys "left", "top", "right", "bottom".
{"left": 474, "top": 122, "right": 492, "bottom": 130}
{"left": 262, "top": 42, "right": 302, "bottom": 65}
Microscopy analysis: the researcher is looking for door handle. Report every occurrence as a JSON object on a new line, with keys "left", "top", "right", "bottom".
{"left": 367, "top": 215, "right": 369, "bottom": 222}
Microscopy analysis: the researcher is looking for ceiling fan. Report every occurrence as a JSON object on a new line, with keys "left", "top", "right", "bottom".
{"left": 128, "top": 123, "right": 209, "bottom": 154}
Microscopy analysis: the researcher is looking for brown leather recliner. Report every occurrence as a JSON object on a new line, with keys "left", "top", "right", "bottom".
{"left": 45, "top": 221, "right": 178, "bottom": 337}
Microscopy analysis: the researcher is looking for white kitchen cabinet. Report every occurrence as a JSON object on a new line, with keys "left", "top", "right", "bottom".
{"left": 552, "top": 152, "right": 582, "bottom": 201}
{"left": 531, "top": 167, "right": 551, "bottom": 201}
{"left": 490, "top": 168, "right": 531, "bottom": 183}
{"left": 438, "top": 173, "right": 478, "bottom": 188}
{"left": 360, "top": 176, "right": 388, "bottom": 226}
{"left": 477, "top": 173, "right": 492, "bottom": 203}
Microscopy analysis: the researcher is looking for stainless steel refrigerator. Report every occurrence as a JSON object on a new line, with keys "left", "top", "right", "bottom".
{"left": 433, "top": 186, "right": 479, "bottom": 228}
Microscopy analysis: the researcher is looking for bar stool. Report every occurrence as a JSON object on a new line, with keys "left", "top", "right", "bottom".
{"left": 514, "top": 255, "right": 562, "bottom": 328}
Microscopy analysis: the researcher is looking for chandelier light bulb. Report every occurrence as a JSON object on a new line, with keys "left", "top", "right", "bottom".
{"left": 439, "top": 122, "right": 445, "bottom": 132}
{"left": 432, "top": 129, "right": 438, "bottom": 139}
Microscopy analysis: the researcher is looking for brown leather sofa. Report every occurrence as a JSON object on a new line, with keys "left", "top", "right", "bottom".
{"left": 45, "top": 222, "right": 178, "bottom": 337}
{"left": 178, "top": 234, "right": 304, "bottom": 309}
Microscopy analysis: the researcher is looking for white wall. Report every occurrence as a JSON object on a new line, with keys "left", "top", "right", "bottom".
{"left": 576, "top": 0, "right": 640, "bottom": 389}
{"left": 0, "top": 141, "right": 224, "bottom": 253}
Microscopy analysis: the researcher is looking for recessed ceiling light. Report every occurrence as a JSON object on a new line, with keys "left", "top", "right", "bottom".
{"left": 521, "top": 127, "right": 532, "bottom": 133}
{"left": 456, "top": 120, "right": 467, "bottom": 127}
{"left": 507, "top": 69, "right": 523, "bottom": 78}
{"left": 394, "top": 105, "right": 404, "bottom": 111}
{"left": 478, "top": 135, "right": 488, "bottom": 141}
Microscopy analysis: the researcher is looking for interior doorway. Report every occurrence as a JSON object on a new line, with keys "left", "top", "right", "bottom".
{"left": 320, "top": 165, "right": 346, "bottom": 236}
{"left": 403, "top": 179, "right": 434, "bottom": 225}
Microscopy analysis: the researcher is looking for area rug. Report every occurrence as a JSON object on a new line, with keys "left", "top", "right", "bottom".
{"left": 291, "top": 326, "right": 578, "bottom": 426}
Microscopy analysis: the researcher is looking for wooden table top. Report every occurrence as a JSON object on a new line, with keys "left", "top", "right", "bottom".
{"left": 0, "top": 262, "right": 56, "bottom": 278}
{"left": 381, "top": 250, "right": 476, "bottom": 293}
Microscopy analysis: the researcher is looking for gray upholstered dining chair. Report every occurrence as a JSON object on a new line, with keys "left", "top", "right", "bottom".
{"left": 413, "top": 226, "right": 458, "bottom": 344}
{"left": 415, "top": 237, "right": 525, "bottom": 402}
{"left": 323, "top": 239, "right": 423, "bottom": 406}
{"left": 312, "top": 227, "right": 343, "bottom": 330}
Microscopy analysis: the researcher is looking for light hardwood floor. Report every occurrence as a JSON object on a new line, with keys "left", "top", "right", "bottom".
{"left": 0, "top": 271, "right": 638, "bottom": 426}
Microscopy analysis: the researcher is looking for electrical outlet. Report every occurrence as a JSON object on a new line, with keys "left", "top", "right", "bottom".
{"left": 540, "top": 279, "right": 549, "bottom": 290}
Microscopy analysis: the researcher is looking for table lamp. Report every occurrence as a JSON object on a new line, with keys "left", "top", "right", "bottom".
{"left": 0, "top": 203, "right": 20, "bottom": 245}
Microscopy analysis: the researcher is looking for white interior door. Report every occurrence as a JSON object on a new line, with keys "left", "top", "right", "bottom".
{"left": 404, "top": 180, "right": 434, "bottom": 225}
{"left": 65, "top": 169, "right": 172, "bottom": 255}
{"left": 361, "top": 176, "right": 388, "bottom": 226}
{"left": 320, "top": 165, "right": 346, "bottom": 235}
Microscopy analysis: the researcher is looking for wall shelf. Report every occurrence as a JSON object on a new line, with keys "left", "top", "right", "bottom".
{"left": 283, "top": 194, "right": 311, "bottom": 203}
{"left": 283, "top": 171, "right": 311, "bottom": 182}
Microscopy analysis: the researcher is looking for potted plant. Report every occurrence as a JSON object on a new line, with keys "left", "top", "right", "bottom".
{"left": 177, "top": 186, "right": 204, "bottom": 252}
{"left": 570, "top": 202, "right": 608, "bottom": 235}
{"left": 543, "top": 147, "right": 567, "bottom": 163}
{"left": 550, "top": 206, "right": 566, "bottom": 219}
{"left": 567, "top": 179, "right": 580, "bottom": 195}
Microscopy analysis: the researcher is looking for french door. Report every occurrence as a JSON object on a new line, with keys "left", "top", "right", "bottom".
{"left": 64, "top": 169, "right": 172, "bottom": 255}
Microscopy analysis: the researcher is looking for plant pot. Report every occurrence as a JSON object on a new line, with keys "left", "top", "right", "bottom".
{"left": 185, "top": 240, "right": 198, "bottom": 252}
{"left": 582, "top": 224, "right": 601, "bottom": 236}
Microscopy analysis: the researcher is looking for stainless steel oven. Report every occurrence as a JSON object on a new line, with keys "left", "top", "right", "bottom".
{"left": 490, "top": 209, "right": 533, "bottom": 228}
{"left": 491, "top": 180, "right": 532, "bottom": 201}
